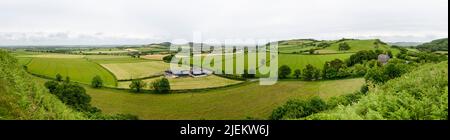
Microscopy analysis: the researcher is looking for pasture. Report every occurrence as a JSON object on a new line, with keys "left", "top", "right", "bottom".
{"left": 323, "top": 39, "right": 391, "bottom": 52}
{"left": 85, "top": 55, "right": 149, "bottom": 64}
{"left": 117, "top": 75, "right": 243, "bottom": 90}
{"left": 278, "top": 53, "right": 353, "bottom": 71}
{"left": 101, "top": 61, "right": 169, "bottom": 80}
{"left": 26, "top": 57, "right": 117, "bottom": 87}
{"left": 87, "top": 78, "right": 365, "bottom": 120}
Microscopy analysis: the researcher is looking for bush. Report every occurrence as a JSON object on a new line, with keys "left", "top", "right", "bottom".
{"left": 56, "top": 74, "right": 63, "bottom": 82}
{"left": 338, "top": 43, "right": 351, "bottom": 51}
{"left": 302, "top": 64, "right": 320, "bottom": 81}
{"left": 91, "top": 75, "right": 103, "bottom": 88}
{"left": 270, "top": 96, "right": 327, "bottom": 120}
{"left": 293, "top": 69, "right": 301, "bottom": 79}
{"left": 278, "top": 65, "right": 292, "bottom": 79}
{"left": 129, "top": 79, "right": 146, "bottom": 93}
{"left": 151, "top": 77, "right": 171, "bottom": 93}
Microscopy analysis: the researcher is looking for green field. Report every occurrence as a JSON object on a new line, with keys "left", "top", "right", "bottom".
{"left": 88, "top": 78, "right": 365, "bottom": 120}
{"left": 85, "top": 55, "right": 150, "bottom": 64}
{"left": 101, "top": 61, "right": 169, "bottom": 80}
{"left": 278, "top": 53, "right": 353, "bottom": 71}
{"left": 26, "top": 57, "right": 117, "bottom": 87}
{"left": 323, "top": 39, "right": 390, "bottom": 52}
{"left": 118, "top": 75, "right": 243, "bottom": 90}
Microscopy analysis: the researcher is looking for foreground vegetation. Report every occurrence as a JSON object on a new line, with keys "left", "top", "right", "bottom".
{"left": 1, "top": 50, "right": 86, "bottom": 119}
{"left": 305, "top": 61, "right": 448, "bottom": 120}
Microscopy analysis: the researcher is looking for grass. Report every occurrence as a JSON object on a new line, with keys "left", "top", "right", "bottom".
{"left": 17, "top": 54, "right": 85, "bottom": 58}
{"left": 85, "top": 55, "right": 150, "bottom": 64}
{"left": 142, "top": 54, "right": 168, "bottom": 61}
{"left": 101, "top": 61, "right": 169, "bottom": 80}
{"left": 26, "top": 57, "right": 117, "bottom": 87}
{"left": 324, "top": 39, "right": 391, "bottom": 52}
{"left": 117, "top": 75, "right": 243, "bottom": 90}
{"left": 87, "top": 78, "right": 364, "bottom": 120}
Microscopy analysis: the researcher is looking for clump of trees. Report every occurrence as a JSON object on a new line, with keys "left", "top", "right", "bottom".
{"left": 91, "top": 75, "right": 103, "bottom": 88}
{"left": 364, "top": 62, "right": 410, "bottom": 84}
{"left": 151, "top": 77, "right": 171, "bottom": 94}
{"left": 56, "top": 74, "right": 63, "bottom": 82}
{"left": 45, "top": 80, "right": 98, "bottom": 112}
{"left": 346, "top": 50, "right": 378, "bottom": 66}
{"left": 317, "top": 42, "right": 330, "bottom": 48}
{"left": 270, "top": 96, "right": 328, "bottom": 120}
{"left": 129, "top": 79, "right": 146, "bottom": 93}
{"left": 302, "top": 64, "right": 320, "bottom": 81}
{"left": 270, "top": 84, "right": 369, "bottom": 120}
{"left": 338, "top": 43, "right": 351, "bottom": 51}
{"left": 322, "top": 59, "right": 347, "bottom": 79}
{"left": 278, "top": 65, "right": 292, "bottom": 79}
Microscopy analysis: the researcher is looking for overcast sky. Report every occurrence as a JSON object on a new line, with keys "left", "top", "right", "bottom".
{"left": 0, "top": 0, "right": 448, "bottom": 45}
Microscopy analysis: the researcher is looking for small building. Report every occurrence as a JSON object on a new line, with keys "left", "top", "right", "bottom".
{"left": 378, "top": 54, "right": 390, "bottom": 65}
{"left": 164, "top": 68, "right": 212, "bottom": 78}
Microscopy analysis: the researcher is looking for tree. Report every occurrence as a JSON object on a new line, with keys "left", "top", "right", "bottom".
{"left": 322, "top": 59, "right": 346, "bottom": 79}
{"left": 151, "top": 78, "right": 171, "bottom": 94}
{"left": 44, "top": 81, "right": 59, "bottom": 93}
{"left": 129, "top": 79, "right": 146, "bottom": 93}
{"left": 278, "top": 65, "right": 292, "bottom": 79}
{"left": 317, "top": 42, "right": 330, "bottom": 48}
{"left": 293, "top": 69, "right": 301, "bottom": 79}
{"left": 56, "top": 74, "right": 63, "bottom": 82}
{"left": 347, "top": 50, "right": 378, "bottom": 66}
{"left": 91, "top": 75, "right": 103, "bottom": 88}
{"left": 65, "top": 76, "right": 70, "bottom": 83}
{"left": 338, "top": 43, "right": 350, "bottom": 51}
{"left": 302, "top": 64, "right": 318, "bottom": 81}
{"left": 309, "top": 49, "right": 315, "bottom": 54}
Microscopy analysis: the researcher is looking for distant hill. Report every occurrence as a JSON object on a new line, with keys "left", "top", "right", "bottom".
{"left": 388, "top": 42, "right": 423, "bottom": 47}
{"left": 277, "top": 39, "right": 396, "bottom": 54}
{"left": 416, "top": 38, "right": 448, "bottom": 52}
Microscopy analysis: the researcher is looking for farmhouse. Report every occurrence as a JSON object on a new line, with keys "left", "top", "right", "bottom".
{"left": 378, "top": 54, "right": 390, "bottom": 65}
{"left": 165, "top": 68, "right": 212, "bottom": 78}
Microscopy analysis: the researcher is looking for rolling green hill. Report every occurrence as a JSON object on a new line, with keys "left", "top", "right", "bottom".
{"left": 416, "top": 38, "right": 448, "bottom": 52}
{"left": 278, "top": 39, "right": 399, "bottom": 54}
{"left": 0, "top": 50, "right": 86, "bottom": 120}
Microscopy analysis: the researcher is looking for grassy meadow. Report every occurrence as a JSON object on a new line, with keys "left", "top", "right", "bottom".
{"left": 26, "top": 57, "right": 117, "bottom": 87}
{"left": 278, "top": 53, "right": 353, "bottom": 71}
{"left": 88, "top": 78, "right": 364, "bottom": 120}
{"left": 101, "top": 61, "right": 169, "bottom": 80}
